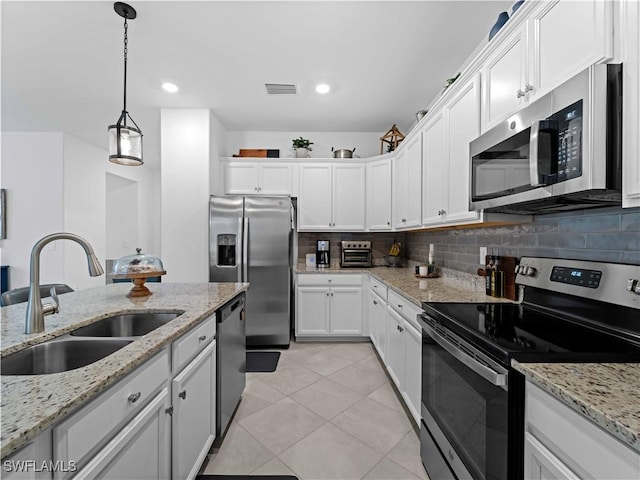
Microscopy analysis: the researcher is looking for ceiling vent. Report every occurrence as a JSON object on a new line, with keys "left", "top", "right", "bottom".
{"left": 265, "top": 83, "right": 297, "bottom": 95}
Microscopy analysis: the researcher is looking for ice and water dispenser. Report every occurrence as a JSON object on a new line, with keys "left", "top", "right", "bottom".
{"left": 217, "top": 234, "right": 237, "bottom": 266}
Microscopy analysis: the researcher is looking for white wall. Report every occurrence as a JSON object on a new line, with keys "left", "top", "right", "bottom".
{"left": 106, "top": 173, "right": 138, "bottom": 259}
{"left": 209, "top": 112, "right": 229, "bottom": 196}
{"left": 226, "top": 131, "right": 383, "bottom": 159}
{"left": 0, "top": 133, "right": 65, "bottom": 289}
{"left": 161, "top": 109, "right": 212, "bottom": 283}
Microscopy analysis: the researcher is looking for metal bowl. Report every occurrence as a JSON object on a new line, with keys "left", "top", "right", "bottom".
{"left": 383, "top": 255, "right": 404, "bottom": 267}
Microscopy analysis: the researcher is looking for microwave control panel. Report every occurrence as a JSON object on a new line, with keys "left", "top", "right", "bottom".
{"left": 551, "top": 100, "right": 583, "bottom": 183}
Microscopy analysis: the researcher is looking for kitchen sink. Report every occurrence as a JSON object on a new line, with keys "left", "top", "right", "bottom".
{"left": 69, "top": 311, "right": 184, "bottom": 338}
{"left": 1, "top": 338, "right": 133, "bottom": 375}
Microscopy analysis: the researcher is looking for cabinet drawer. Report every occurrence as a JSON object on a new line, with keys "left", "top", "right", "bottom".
{"left": 53, "top": 348, "right": 169, "bottom": 472}
{"left": 388, "top": 290, "right": 422, "bottom": 330}
{"left": 172, "top": 315, "right": 216, "bottom": 374}
{"left": 369, "top": 277, "right": 388, "bottom": 301}
{"left": 297, "top": 274, "right": 362, "bottom": 287}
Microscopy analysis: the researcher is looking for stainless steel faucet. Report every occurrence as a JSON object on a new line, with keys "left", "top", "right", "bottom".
{"left": 25, "top": 233, "right": 104, "bottom": 334}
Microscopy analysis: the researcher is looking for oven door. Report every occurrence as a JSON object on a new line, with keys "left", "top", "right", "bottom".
{"left": 340, "top": 249, "right": 372, "bottom": 267}
{"left": 420, "top": 315, "right": 510, "bottom": 480}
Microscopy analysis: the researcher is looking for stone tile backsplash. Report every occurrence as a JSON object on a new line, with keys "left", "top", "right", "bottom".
{"left": 298, "top": 207, "right": 640, "bottom": 275}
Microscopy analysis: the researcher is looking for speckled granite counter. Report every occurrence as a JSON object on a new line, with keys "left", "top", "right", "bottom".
{"left": 0, "top": 282, "right": 248, "bottom": 458}
{"left": 513, "top": 361, "right": 640, "bottom": 452}
{"left": 296, "top": 262, "right": 511, "bottom": 305}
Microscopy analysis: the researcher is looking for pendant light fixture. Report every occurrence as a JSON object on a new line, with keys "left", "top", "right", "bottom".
{"left": 108, "top": 2, "right": 143, "bottom": 166}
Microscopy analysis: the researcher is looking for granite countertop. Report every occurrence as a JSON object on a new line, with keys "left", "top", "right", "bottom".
{"left": 513, "top": 361, "right": 640, "bottom": 452}
{"left": 0, "top": 282, "right": 248, "bottom": 458}
{"left": 296, "top": 262, "right": 512, "bottom": 305}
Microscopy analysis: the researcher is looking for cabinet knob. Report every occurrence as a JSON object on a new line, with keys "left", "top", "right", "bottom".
{"left": 128, "top": 392, "right": 141, "bottom": 403}
{"left": 179, "top": 390, "right": 187, "bottom": 400}
{"left": 326, "top": 292, "right": 330, "bottom": 296}
{"left": 524, "top": 83, "right": 534, "bottom": 92}
{"left": 387, "top": 221, "right": 391, "bottom": 226}
{"left": 516, "top": 89, "right": 525, "bottom": 98}
{"left": 198, "top": 335, "right": 207, "bottom": 341}
{"left": 373, "top": 300, "right": 378, "bottom": 305}
{"left": 402, "top": 218, "right": 407, "bottom": 223}
{"left": 331, "top": 292, "right": 334, "bottom": 297}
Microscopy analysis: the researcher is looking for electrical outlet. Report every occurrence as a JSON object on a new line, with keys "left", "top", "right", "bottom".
{"left": 479, "top": 246, "right": 487, "bottom": 265}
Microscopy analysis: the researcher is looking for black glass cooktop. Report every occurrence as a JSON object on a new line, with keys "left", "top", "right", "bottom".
{"left": 421, "top": 301, "right": 640, "bottom": 366}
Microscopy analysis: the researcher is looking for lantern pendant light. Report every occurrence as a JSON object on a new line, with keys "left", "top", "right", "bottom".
{"left": 108, "top": 2, "right": 143, "bottom": 166}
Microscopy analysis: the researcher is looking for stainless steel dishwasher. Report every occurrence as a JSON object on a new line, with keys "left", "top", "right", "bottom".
{"left": 216, "top": 293, "right": 246, "bottom": 440}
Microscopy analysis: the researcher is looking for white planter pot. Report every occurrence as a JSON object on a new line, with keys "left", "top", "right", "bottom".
{"left": 295, "top": 148, "right": 309, "bottom": 158}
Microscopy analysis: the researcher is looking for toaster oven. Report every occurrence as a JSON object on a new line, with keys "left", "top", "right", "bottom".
{"left": 340, "top": 241, "right": 372, "bottom": 267}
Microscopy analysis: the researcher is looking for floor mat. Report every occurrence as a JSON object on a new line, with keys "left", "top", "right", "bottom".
{"left": 246, "top": 351, "right": 281, "bottom": 372}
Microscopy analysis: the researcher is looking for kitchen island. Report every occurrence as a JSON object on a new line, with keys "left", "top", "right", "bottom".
{"left": 0, "top": 282, "right": 248, "bottom": 459}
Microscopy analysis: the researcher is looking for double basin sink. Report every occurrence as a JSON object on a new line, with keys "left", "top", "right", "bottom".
{"left": 1, "top": 311, "right": 184, "bottom": 376}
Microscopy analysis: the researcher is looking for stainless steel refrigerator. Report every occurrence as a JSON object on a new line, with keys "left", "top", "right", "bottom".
{"left": 209, "top": 195, "right": 294, "bottom": 347}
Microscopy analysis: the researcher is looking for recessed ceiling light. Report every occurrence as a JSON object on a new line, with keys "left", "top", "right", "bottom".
{"left": 162, "top": 82, "right": 179, "bottom": 93}
{"left": 315, "top": 83, "right": 330, "bottom": 94}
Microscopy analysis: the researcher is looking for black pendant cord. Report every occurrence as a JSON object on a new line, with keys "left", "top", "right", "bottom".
{"left": 122, "top": 15, "right": 128, "bottom": 125}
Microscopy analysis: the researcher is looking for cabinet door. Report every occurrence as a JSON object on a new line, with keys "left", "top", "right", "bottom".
{"left": 405, "top": 135, "right": 422, "bottom": 227}
{"left": 444, "top": 75, "right": 482, "bottom": 224}
{"left": 393, "top": 150, "right": 408, "bottom": 228}
{"left": 366, "top": 159, "right": 392, "bottom": 230}
{"left": 482, "top": 26, "right": 527, "bottom": 131}
{"left": 3, "top": 432, "right": 53, "bottom": 480}
{"left": 333, "top": 164, "right": 366, "bottom": 230}
{"left": 421, "top": 111, "right": 446, "bottom": 225}
{"left": 258, "top": 164, "right": 293, "bottom": 195}
{"left": 368, "top": 291, "right": 378, "bottom": 346}
{"left": 403, "top": 321, "right": 421, "bottom": 425}
{"left": 225, "top": 163, "right": 259, "bottom": 194}
{"left": 330, "top": 286, "right": 363, "bottom": 335}
{"left": 385, "top": 308, "right": 405, "bottom": 389}
{"left": 298, "top": 164, "right": 332, "bottom": 230}
{"left": 623, "top": 0, "right": 640, "bottom": 208}
{"left": 524, "top": 433, "right": 580, "bottom": 480}
{"left": 297, "top": 287, "right": 330, "bottom": 335}
{"left": 529, "top": 0, "right": 613, "bottom": 100}
{"left": 374, "top": 296, "right": 388, "bottom": 362}
{"left": 74, "top": 389, "right": 171, "bottom": 480}
{"left": 172, "top": 341, "right": 216, "bottom": 480}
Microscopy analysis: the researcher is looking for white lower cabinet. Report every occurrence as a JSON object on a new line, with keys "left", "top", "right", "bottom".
{"left": 386, "top": 308, "right": 405, "bottom": 388}
{"left": 368, "top": 288, "right": 388, "bottom": 362}
{"left": 74, "top": 389, "right": 171, "bottom": 480}
{"left": 172, "top": 341, "right": 216, "bottom": 480}
{"left": 402, "top": 320, "right": 421, "bottom": 424}
{"left": 2, "top": 430, "right": 53, "bottom": 480}
{"left": 525, "top": 381, "right": 640, "bottom": 480}
{"left": 296, "top": 274, "right": 363, "bottom": 337}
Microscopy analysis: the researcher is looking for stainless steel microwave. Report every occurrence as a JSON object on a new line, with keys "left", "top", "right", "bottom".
{"left": 469, "top": 64, "right": 622, "bottom": 214}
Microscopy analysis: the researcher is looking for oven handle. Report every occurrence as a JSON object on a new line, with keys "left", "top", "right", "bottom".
{"left": 422, "top": 322, "right": 508, "bottom": 388}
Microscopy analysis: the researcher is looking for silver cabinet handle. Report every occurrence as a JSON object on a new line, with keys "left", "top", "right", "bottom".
{"left": 128, "top": 392, "right": 141, "bottom": 403}
{"left": 516, "top": 89, "right": 525, "bottom": 98}
{"left": 524, "top": 83, "right": 534, "bottom": 92}
{"left": 199, "top": 335, "right": 207, "bottom": 341}
{"left": 178, "top": 390, "right": 187, "bottom": 400}
{"left": 373, "top": 300, "right": 378, "bottom": 305}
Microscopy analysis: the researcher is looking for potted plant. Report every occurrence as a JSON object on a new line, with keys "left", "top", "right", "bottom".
{"left": 292, "top": 137, "right": 313, "bottom": 158}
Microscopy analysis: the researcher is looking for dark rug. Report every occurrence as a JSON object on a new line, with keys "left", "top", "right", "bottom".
{"left": 197, "top": 476, "right": 297, "bottom": 480}
{"left": 246, "top": 351, "right": 281, "bottom": 372}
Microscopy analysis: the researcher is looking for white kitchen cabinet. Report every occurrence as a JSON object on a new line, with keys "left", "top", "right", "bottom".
{"left": 172, "top": 340, "right": 216, "bottom": 480}
{"left": 296, "top": 274, "right": 363, "bottom": 337}
{"left": 525, "top": 381, "right": 640, "bottom": 480}
{"left": 393, "top": 136, "right": 421, "bottom": 229}
{"left": 73, "top": 388, "right": 171, "bottom": 480}
{"left": 482, "top": 0, "right": 614, "bottom": 132}
{"left": 422, "top": 75, "right": 481, "bottom": 227}
{"left": 385, "top": 307, "right": 405, "bottom": 389}
{"left": 369, "top": 288, "right": 388, "bottom": 362}
{"left": 366, "top": 158, "right": 392, "bottom": 230}
{"left": 224, "top": 162, "right": 293, "bottom": 195}
{"left": 298, "top": 163, "right": 365, "bottom": 231}
{"left": 403, "top": 320, "right": 421, "bottom": 425}
{"left": 2, "top": 431, "right": 53, "bottom": 480}
{"left": 623, "top": 0, "right": 640, "bottom": 208}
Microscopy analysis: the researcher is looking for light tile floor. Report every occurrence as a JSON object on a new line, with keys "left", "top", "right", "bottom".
{"left": 201, "top": 341, "right": 430, "bottom": 480}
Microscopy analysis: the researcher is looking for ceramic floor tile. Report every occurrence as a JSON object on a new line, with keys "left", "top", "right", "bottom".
{"left": 258, "top": 361, "right": 323, "bottom": 395}
{"left": 363, "top": 457, "right": 420, "bottom": 479}
{"left": 290, "top": 377, "right": 364, "bottom": 420}
{"left": 250, "top": 457, "right": 298, "bottom": 476}
{"left": 295, "top": 349, "right": 356, "bottom": 376}
{"left": 355, "top": 352, "right": 385, "bottom": 372}
{"left": 238, "top": 397, "right": 325, "bottom": 455}
{"left": 288, "top": 341, "right": 334, "bottom": 353}
{"left": 331, "top": 397, "right": 412, "bottom": 454}
{"left": 202, "top": 421, "right": 273, "bottom": 475}
{"left": 325, "top": 342, "right": 375, "bottom": 362}
{"left": 279, "top": 422, "right": 383, "bottom": 480}
{"left": 386, "top": 430, "right": 430, "bottom": 480}
{"left": 328, "top": 361, "right": 389, "bottom": 395}
{"left": 367, "top": 382, "right": 406, "bottom": 413}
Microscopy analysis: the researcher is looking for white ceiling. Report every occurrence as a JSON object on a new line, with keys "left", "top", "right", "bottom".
{"left": 1, "top": 0, "right": 511, "bottom": 168}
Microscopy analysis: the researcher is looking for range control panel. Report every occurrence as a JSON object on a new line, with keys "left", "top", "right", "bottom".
{"left": 550, "top": 266, "right": 602, "bottom": 288}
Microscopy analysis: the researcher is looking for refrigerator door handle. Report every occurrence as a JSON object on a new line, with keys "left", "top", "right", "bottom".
{"left": 236, "top": 217, "right": 243, "bottom": 283}
{"left": 242, "top": 217, "right": 249, "bottom": 281}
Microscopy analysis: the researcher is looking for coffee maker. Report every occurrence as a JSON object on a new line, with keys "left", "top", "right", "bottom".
{"left": 316, "top": 240, "right": 330, "bottom": 268}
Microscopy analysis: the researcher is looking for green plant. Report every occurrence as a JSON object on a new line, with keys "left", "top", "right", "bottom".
{"left": 443, "top": 73, "right": 461, "bottom": 90}
{"left": 292, "top": 136, "right": 313, "bottom": 151}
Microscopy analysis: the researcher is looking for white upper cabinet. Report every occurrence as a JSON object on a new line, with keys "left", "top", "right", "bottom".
{"left": 366, "top": 158, "right": 392, "bottom": 230}
{"left": 623, "top": 0, "right": 640, "bottom": 208}
{"left": 482, "top": 0, "right": 614, "bottom": 132}
{"left": 225, "top": 162, "right": 293, "bottom": 195}
{"left": 298, "top": 163, "right": 365, "bottom": 231}
{"left": 421, "top": 111, "right": 447, "bottom": 225}
{"left": 393, "top": 135, "right": 422, "bottom": 229}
